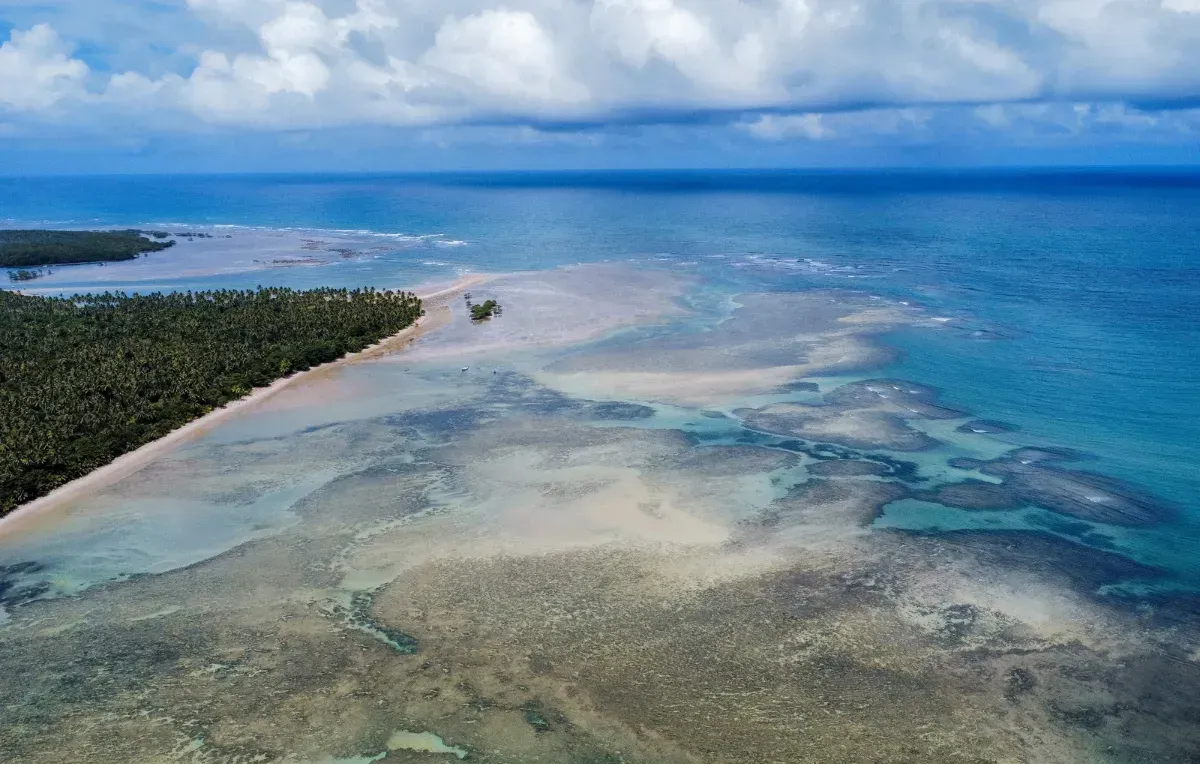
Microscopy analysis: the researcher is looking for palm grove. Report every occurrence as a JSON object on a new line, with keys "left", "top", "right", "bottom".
{"left": 0, "top": 287, "right": 422, "bottom": 514}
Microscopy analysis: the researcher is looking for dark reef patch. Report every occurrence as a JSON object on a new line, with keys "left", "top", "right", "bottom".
{"left": 931, "top": 448, "right": 1173, "bottom": 527}
{"left": 778, "top": 380, "right": 821, "bottom": 393}
{"left": 1001, "top": 447, "right": 1087, "bottom": 465}
{"left": 772, "top": 439, "right": 858, "bottom": 459}
{"left": 384, "top": 406, "right": 492, "bottom": 436}
{"left": 521, "top": 701, "right": 569, "bottom": 734}
{"left": 486, "top": 371, "right": 665, "bottom": 424}
{"left": 761, "top": 479, "right": 910, "bottom": 528}
{"left": 916, "top": 480, "right": 1020, "bottom": 511}
{"left": 859, "top": 453, "right": 924, "bottom": 481}
{"left": 1111, "top": 591, "right": 1200, "bottom": 632}
{"left": 1048, "top": 701, "right": 1110, "bottom": 730}
{"left": 1026, "top": 515, "right": 1119, "bottom": 550}
{"left": 485, "top": 371, "right": 578, "bottom": 415}
{"left": 956, "top": 419, "right": 1018, "bottom": 435}
{"left": 586, "top": 402, "right": 656, "bottom": 420}
{"left": 288, "top": 459, "right": 442, "bottom": 523}
{"left": 0, "top": 561, "right": 51, "bottom": 608}
{"left": 666, "top": 445, "right": 798, "bottom": 477}
{"left": 981, "top": 455, "right": 1172, "bottom": 527}
{"left": 948, "top": 457, "right": 986, "bottom": 470}
{"left": 808, "top": 459, "right": 893, "bottom": 477}
{"left": 736, "top": 436, "right": 923, "bottom": 482}
{"left": 918, "top": 530, "right": 1165, "bottom": 595}
{"left": 1003, "top": 668, "right": 1037, "bottom": 702}
{"left": 824, "top": 379, "right": 968, "bottom": 420}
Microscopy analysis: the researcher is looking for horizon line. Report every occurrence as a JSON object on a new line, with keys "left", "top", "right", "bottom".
{"left": 3, "top": 164, "right": 1200, "bottom": 181}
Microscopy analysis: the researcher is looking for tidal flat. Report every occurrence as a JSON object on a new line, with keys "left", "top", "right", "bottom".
{"left": 1, "top": 263, "right": 1199, "bottom": 764}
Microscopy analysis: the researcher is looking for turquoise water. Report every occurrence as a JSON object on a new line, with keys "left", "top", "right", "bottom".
{"left": 3, "top": 170, "right": 1199, "bottom": 590}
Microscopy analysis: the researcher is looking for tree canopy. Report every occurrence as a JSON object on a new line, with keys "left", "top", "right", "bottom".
{"left": 469, "top": 299, "right": 501, "bottom": 321}
{"left": 0, "top": 229, "right": 175, "bottom": 268}
{"left": 0, "top": 286, "right": 422, "bottom": 514}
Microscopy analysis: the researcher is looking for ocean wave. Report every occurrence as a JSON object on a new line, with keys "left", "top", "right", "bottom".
{"left": 119, "top": 222, "right": 460, "bottom": 245}
{"left": 0, "top": 218, "right": 106, "bottom": 229}
{"left": 734, "top": 253, "right": 883, "bottom": 279}
{"left": 0, "top": 221, "right": 465, "bottom": 250}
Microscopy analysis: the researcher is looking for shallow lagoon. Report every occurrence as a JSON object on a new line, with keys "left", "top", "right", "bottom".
{"left": 2, "top": 172, "right": 1200, "bottom": 762}
{"left": 3, "top": 259, "right": 1200, "bottom": 763}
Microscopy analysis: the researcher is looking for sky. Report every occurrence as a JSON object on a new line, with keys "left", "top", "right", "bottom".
{"left": 1, "top": 0, "right": 1199, "bottom": 173}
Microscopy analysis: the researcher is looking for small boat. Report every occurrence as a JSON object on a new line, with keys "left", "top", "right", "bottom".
{"left": 461, "top": 367, "right": 469, "bottom": 372}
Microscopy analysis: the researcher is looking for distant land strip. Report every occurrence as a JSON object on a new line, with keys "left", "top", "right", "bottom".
{"left": 0, "top": 229, "right": 176, "bottom": 269}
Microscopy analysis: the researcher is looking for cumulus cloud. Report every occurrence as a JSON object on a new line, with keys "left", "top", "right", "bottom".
{"left": 0, "top": 24, "right": 90, "bottom": 112}
{"left": 0, "top": 0, "right": 1199, "bottom": 144}
{"left": 423, "top": 9, "right": 588, "bottom": 107}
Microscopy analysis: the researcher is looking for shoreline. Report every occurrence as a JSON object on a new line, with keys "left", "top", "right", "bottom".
{"left": 0, "top": 273, "right": 490, "bottom": 539}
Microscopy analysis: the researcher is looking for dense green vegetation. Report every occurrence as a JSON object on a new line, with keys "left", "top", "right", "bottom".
{"left": 469, "top": 299, "right": 502, "bottom": 321}
{"left": 0, "top": 229, "right": 175, "bottom": 268}
{"left": 0, "top": 286, "right": 422, "bottom": 514}
{"left": 7, "top": 269, "right": 41, "bottom": 282}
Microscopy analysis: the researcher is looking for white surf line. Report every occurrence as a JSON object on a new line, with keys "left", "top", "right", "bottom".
{"left": 0, "top": 273, "right": 493, "bottom": 538}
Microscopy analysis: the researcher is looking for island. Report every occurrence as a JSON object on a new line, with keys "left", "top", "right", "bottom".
{"left": 0, "top": 286, "right": 423, "bottom": 514}
{"left": 0, "top": 229, "right": 176, "bottom": 268}
{"left": 468, "top": 298, "right": 502, "bottom": 321}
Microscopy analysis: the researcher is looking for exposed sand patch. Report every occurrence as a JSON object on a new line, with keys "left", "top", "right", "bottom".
{"left": 537, "top": 292, "right": 911, "bottom": 407}
{"left": 336, "top": 439, "right": 744, "bottom": 593}
{"left": 538, "top": 365, "right": 807, "bottom": 407}
{"left": 538, "top": 335, "right": 887, "bottom": 408}
{"left": 740, "top": 404, "right": 937, "bottom": 451}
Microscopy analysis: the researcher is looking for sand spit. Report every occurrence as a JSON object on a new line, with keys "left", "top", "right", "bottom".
{"left": 0, "top": 274, "right": 490, "bottom": 539}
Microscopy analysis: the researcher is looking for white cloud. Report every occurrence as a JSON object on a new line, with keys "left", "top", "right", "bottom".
{"left": 0, "top": 24, "right": 89, "bottom": 112}
{"left": 423, "top": 9, "right": 588, "bottom": 107}
{"left": 966, "top": 102, "right": 1199, "bottom": 140}
{"left": 740, "top": 107, "right": 935, "bottom": 142}
{"left": 0, "top": 0, "right": 1198, "bottom": 143}
{"left": 735, "top": 101, "right": 1200, "bottom": 147}
{"left": 740, "top": 114, "right": 832, "bottom": 140}
{"left": 180, "top": 1, "right": 335, "bottom": 120}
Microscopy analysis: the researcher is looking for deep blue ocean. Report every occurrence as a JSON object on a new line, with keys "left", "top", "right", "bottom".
{"left": 3, "top": 170, "right": 1199, "bottom": 589}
